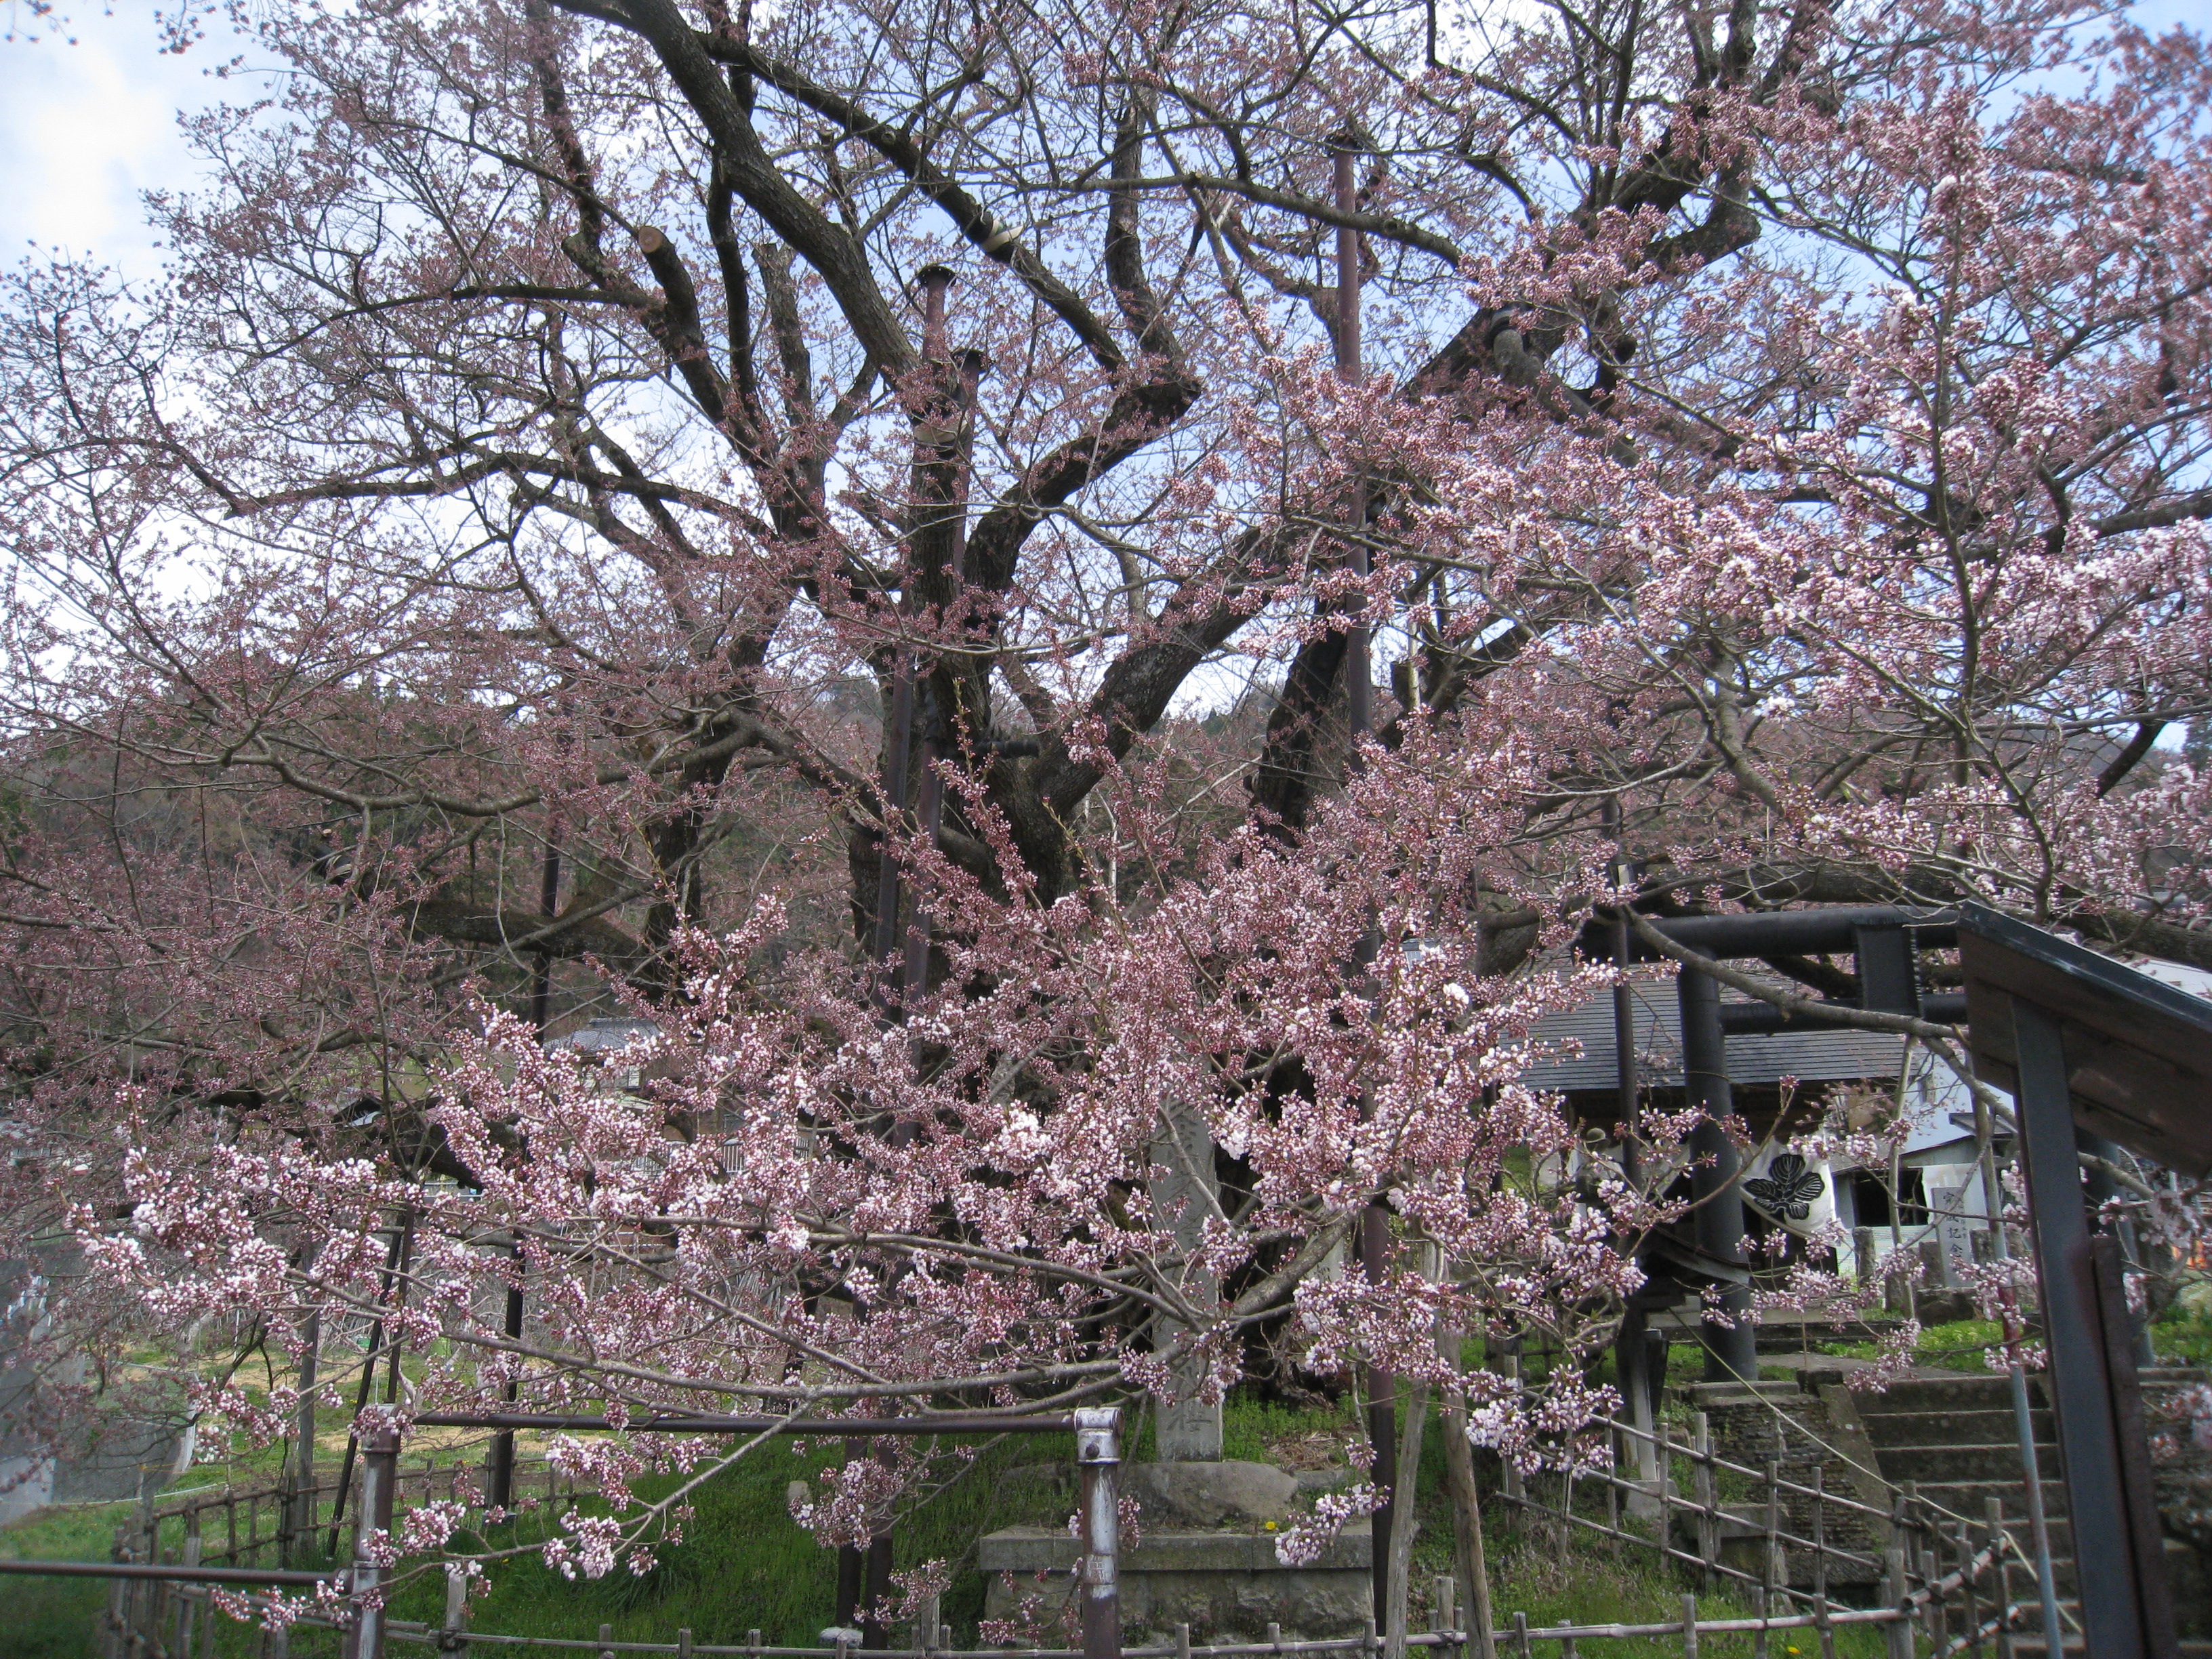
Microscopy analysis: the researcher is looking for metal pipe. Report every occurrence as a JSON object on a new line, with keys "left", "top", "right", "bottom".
{"left": 342, "top": 1422, "right": 400, "bottom": 1659}
{"left": 413, "top": 1411, "right": 1082, "bottom": 1435}
{"left": 0, "top": 1561, "right": 342, "bottom": 1586}
{"left": 1076, "top": 1407, "right": 1124, "bottom": 1659}
{"left": 1973, "top": 1075, "right": 2063, "bottom": 1650}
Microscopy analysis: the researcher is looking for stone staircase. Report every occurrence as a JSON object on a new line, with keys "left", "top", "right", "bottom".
{"left": 1846, "top": 1371, "right": 2078, "bottom": 1637}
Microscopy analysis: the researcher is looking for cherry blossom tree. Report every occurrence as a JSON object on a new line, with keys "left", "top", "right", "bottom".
{"left": 1, "top": 0, "right": 2209, "bottom": 1623}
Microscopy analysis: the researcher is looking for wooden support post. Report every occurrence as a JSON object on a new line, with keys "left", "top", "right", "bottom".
{"left": 1752, "top": 1586, "right": 1769, "bottom": 1659}
{"left": 1680, "top": 968, "right": 1757, "bottom": 1380}
{"left": 1509, "top": 1612, "right": 1530, "bottom": 1659}
{"left": 486, "top": 1241, "right": 525, "bottom": 1513}
{"left": 1175, "top": 1624, "right": 1191, "bottom": 1659}
{"left": 598, "top": 1622, "right": 614, "bottom": 1659}
{"left": 288, "top": 1296, "right": 321, "bottom": 1566}
{"left": 1815, "top": 1592, "right": 1837, "bottom": 1659}
{"left": 1681, "top": 1595, "right": 1698, "bottom": 1659}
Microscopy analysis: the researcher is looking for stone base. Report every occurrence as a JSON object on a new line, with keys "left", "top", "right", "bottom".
{"left": 979, "top": 1522, "right": 1371, "bottom": 1641}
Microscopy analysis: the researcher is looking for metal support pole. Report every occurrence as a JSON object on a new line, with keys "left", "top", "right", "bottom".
{"left": 439, "top": 1565, "right": 470, "bottom": 1654}
{"left": 342, "top": 1423, "right": 400, "bottom": 1659}
{"left": 1075, "top": 1406, "right": 1123, "bottom": 1659}
{"left": 1678, "top": 968, "right": 1757, "bottom": 1380}
{"left": 1972, "top": 1087, "right": 2062, "bottom": 1649}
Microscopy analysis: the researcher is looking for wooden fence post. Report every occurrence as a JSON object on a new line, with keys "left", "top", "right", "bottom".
{"left": 1681, "top": 1594, "right": 1698, "bottom": 1659}
{"left": 1885, "top": 1545, "right": 1914, "bottom": 1659}
{"left": 1501, "top": 1355, "right": 1525, "bottom": 1536}
{"left": 1811, "top": 1466, "right": 1829, "bottom": 1601}
{"left": 1955, "top": 1519, "right": 1982, "bottom": 1659}
{"left": 176, "top": 1511, "right": 201, "bottom": 1659}
{"left": 1986, "top": 1497, "right": 2015, "bottom": 1659}
{"left": 1692, "top": 1412, "right": 1717, "bottom": 1590}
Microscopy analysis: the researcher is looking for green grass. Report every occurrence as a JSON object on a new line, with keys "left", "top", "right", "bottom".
{"left": 0, "top": 1391, "right": 1914, "bottom": 1658}
{"left": 0, "top": 1500, "right": 139, "bottom": 1659}
{"left": 2153, "top": 1304, "right": 2212, "bottom": 1368}
{"left": 1815, "top": 1317, "right": 2005, "bottom": 1367}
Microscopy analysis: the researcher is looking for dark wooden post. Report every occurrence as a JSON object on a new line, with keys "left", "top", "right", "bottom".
{"left": 1679, "top": 968, "right": 1757, "bottom": 1380}
{"left": 485, "top": 1239, "right": 525, "bottom": 1512}
{"left": 2012, "top": 997, "right": 2173, "bottom": 1659}
{"left": 1075, "top": 1406, "right": 1123, "bottom": 1659}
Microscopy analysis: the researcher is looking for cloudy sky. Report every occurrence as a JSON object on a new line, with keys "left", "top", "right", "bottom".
{"left": 0, "top": 2, "right": 257, "bottom": 283}
{"left": 1, "top": 0, "right": 2200, "bottom": 286}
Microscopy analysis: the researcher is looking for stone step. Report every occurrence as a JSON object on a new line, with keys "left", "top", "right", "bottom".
{"left": 1872, "top": 1444, "right": 2062, "bottom": 1484}
{"left": 1855, "top": 1376, "right": 2034, "bottom": 1415}
{"left": 1860, "top": 1407, "right": 2055, "bottom": 1448}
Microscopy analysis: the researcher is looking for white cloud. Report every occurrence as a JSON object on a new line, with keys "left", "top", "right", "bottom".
{"left": 0, "top": 1, "right": 254, "bottom": 281}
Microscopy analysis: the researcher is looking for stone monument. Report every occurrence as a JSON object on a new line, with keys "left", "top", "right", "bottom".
{"left": 977, "top": 1107, "right": 1368, "bottom": 1640}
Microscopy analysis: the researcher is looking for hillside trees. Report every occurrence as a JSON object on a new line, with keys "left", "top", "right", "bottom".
{"left": 1, "top": 0, "right": 2209, "bottom": 1613}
